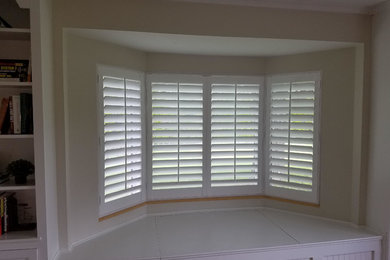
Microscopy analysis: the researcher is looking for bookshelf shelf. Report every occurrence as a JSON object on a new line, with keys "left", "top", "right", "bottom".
{"left": 0, "top": 179, "right": 35, "bottom": 191}
{"left": 0, "top": 82, "right": 32, "bottom": 88}
{"left": 0, "top": 135, "right": 33, "bottom": 139}
{"left": 0, "top": 230, "right": 37, "bottom": 242}
{"left": 0, "top": 28, "right": 30, "bottom": 41}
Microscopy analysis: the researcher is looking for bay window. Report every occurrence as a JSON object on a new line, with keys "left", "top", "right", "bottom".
{"left": 98, "top": 66, "right": 321, "bottom": 217}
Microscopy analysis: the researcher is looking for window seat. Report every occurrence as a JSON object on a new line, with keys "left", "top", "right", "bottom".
{"left": 57, "top": 208, "right": 381, "bottom": 260}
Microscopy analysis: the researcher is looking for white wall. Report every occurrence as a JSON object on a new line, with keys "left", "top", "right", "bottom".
{"left": 366, "top": 1, "right": 390, "bottom": 259}
{"left": 54, "top": 0, "right": 372, "bottom": 250}
{"left": 63, "top": 33, "right": 147, "bottom": 246}
{"left": 146, "top": 53, "right": 266, "bottom": 75}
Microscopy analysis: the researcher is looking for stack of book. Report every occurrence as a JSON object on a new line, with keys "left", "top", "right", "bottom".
{"left": 0, "top": 60, "right": 30, "bottom": 82}
{"left": 0, "top": 192, "right": 18, "bottom": 236}
{"left": 0, "top": 93, "right": 33, "bottom": 135}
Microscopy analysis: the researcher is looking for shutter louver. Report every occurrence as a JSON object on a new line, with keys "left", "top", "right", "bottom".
{"left": 269, "top": 80, "right": 316, "bottom": 192}
{"left": 152, "top": 81, "right": 203, "bottom": 190}
{"left": 211, "top": 83, "right": 259, "bottom": 187}
{"left": 103, "top": 76, "right": 142, "bottom": 203}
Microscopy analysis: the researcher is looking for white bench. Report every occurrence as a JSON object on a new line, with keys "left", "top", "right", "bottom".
{"left": 57, "top": 208, "right": 381, "bottom": 260}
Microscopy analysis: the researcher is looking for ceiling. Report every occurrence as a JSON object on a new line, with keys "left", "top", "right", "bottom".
{"left": 67, "top": 29, "right": 356, "bottom": 57}
{"left": 171, "top": 0, "right": 387, "bottom": 14}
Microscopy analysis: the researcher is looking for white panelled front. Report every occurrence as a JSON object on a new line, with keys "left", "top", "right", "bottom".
{"left": 266, "top": 72, "right": 321, "bottom": 203}
{"left": 323, "top": 252, "right": 372, "bottom": 260}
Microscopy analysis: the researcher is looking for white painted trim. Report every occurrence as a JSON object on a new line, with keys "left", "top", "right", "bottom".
{"left": 170, "top": 0, "right": 375, "bottom": 14}
{"left": 51, "top": 248, "right": 64, "bottom": 260}
{"left": 71, "top": 208, "right": 147, "bottom": 249}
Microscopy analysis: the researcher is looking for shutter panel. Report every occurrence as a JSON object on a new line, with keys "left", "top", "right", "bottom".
{"left": 268, "top": 75, "right": 319, "bottom": 200}
{"left": 152, "top": 80, "right": 203, "bottom": 190}
{"left": 103, "top": 76, "right": 142, "bottom": 203}
{"left": 211, "top": 83, "right": 260, "bottom": 187}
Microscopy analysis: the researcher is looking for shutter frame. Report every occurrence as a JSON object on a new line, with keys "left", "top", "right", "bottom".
{"left": 208, "top": 76, "right": 264, "bottom": 197}
{"left": 98, "top": 65, "right": 146, "bottom": 217}
{"left": 148, "top": 74, "right": 205, "bottom": 200}
{"left": 265, "top": 72, "right": 321, "bottom": 204}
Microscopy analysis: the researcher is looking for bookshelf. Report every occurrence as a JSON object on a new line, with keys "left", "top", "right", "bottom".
{"left": 0, "top": 1, "right": 37, "bottom": 253}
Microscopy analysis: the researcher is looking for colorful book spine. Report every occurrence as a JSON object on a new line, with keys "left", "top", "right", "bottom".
{"left": 0, "top": 94, "right": 33, "bottom": 135}
{"left": 0, "top": 193, "right": 18, "bottom": 235}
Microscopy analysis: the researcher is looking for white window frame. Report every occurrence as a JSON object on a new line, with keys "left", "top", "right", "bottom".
{"left": 97, "top": 65, "right": 147, "bottom": 217}
{"left": 265, "top": 71, "right": 321, "bottom": 204}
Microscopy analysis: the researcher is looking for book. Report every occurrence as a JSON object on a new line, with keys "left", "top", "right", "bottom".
{"left": 0, "top": 193, "right": 18, "bottom": 235}
{"left": 27, "top": 58, "right": 32, "bottom": 82}
{"left": 3, "top": 196, "right": 7, "bottom": 233}
{"left": 12, "top": 95, "right": 21, "bottom": 134}
{"left": 5, "top": 193, "right": 17, "bottom": 232}
{"left": 0, "top": 98, "right": 9, "bottom": 132}
{"left": 8, "top": 96, "right": 14, "bottom": 134}
{"left": 0, "top": 60, "right": 29, "bottom": 82}
{"left": 0, "top": 94, "right": 33, "bottom": 135}
{"left": 0, "top": 194, "right": 4, "bottom": 235}
{"left": 20, "top": 93, "right": 33, "bottom": 134}
{"left": 1, "top": 103, "right": 10, "bottom": 134}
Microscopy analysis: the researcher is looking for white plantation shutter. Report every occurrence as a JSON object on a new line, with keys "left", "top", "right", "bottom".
{"left": 98, "top": 66, "right": 145, "bottom": 217}
{"left": 266, "top": 72, "right": 321, "bottom": 203}
{"left": 210, "top": 77, "right": 262, "bottom": 195}
{"left": 150, "top": 75, "right": 203, "bottom": 196}
{"left": 97, "top": 70, "right": 321, "bottom": 214}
